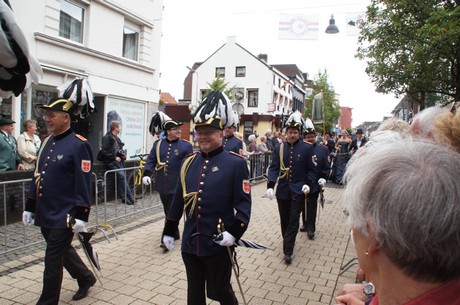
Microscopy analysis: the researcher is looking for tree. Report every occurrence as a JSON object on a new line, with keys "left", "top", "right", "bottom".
{"left": 204, "top": 78, "right": 234, "bottom": 98}
{"left": 304, "top": 70, "right": 341, "bottom": 134}
{"left": 356, "top": 0, "right": 460, "bottom": 108}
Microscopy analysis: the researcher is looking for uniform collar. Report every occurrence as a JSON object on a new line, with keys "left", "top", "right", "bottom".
{"left": 200, "top": 146, "right": 224, "bottom": 158}
{"left": 53, "top": 128, "right": 72, "bottom": 140}
{"left": 225, "top": 134, "right": 235, "bottom": 139}
{"left": 166, "top": 137, "right": 179, "bottom": 143}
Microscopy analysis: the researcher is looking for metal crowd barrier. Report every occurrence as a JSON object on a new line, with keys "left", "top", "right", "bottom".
{"left": 1, "top": 155, "right": 269, "bottom": 255}
{"left": 247, "top": 152, "right": 271, "bottom": 182}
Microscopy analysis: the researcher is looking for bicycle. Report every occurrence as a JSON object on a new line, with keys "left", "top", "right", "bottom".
{"left": 127, "top": 153, "right": 156, "bottom": 199}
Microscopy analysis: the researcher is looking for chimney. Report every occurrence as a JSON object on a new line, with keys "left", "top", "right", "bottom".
{"left": 258, "top": 54, "right": 268, "bottom": 63}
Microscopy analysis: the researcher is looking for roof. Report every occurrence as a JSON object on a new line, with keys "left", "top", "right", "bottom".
{"left": 160, "top": 92, "right": 178, "bottom": 104}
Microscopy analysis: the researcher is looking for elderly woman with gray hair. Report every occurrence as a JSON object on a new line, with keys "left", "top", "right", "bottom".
{"left": 336, "top": 137, "right": 460, "bottom": 305}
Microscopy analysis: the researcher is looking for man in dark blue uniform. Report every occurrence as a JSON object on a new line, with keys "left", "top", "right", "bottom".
{"left": 142, "top": 119, "right": 193, "bottom": 245}
{"left": 266, "top": 111, "right": 316, "bottom": 264}
{"left": 300, "top": 127, "right": 331, "bottom": 240}
{"left": 162, "top": 91, "right": 251, "bottom": 305}
{"left": 22, "top": 98, "right": 96, "bottom": 304}
{"left": 222, "top": 120, "right": 243, "bottom": 155}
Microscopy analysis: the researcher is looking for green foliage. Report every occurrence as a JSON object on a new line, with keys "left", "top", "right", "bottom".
{"left": 356, "top": 0, "right": 460, "bottom": 108}
{"left": 205, "top": 78, "right": 235, "bottom": 99}
{"left": 304, "top": 70, "right": 341, "bottom": 134}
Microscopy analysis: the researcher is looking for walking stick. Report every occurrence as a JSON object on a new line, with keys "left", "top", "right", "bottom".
{"left": 217, "top": 219, "right": 248, "bottom": 305}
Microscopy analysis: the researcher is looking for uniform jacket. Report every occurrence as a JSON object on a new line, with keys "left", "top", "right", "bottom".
{"left": 164, "top": 147, "right": 251, "bottom": 256}
{"left": 26, "top": 129, "right": 93, "bottom": 229}
{"left": 267, "top": 139, "right": 316, "bottom": 201}
{"left": 143, "top": 138, "right": 193, "bottom": 194}
{"left": 222, "top": 135, "right": 243, "bottom": 154}
{"left": 17, "top": 132, "right": 41, "bottom": 170}
{"left": 0, "top": 130, "right": 22, "bottom": 171}
{"left": 308, "top": 143, "right": 331, "bottom": 195}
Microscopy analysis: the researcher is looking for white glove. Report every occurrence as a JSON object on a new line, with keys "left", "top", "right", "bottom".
{"left": 302, "top": 184, "right": 310, "bottom": 194}
{"left": 162, "top": 235, "right": 175, "bottom": 251}
{"left": 266, "top": 188, "right": 275, "bottom": 200}
{"left": 214, "top": 231, "right": 236, "bottom": 247}
{"left": 22, "top": 211, "right": 34, "bottom": 227}
{"left": 72, "top": 219, "right": 88, "bottom": 233}
{"left": 142, "top": 176, "right": 151, "bottom": 185}
{"left": 318, "top": 178, "right": 326, "bottom": 187}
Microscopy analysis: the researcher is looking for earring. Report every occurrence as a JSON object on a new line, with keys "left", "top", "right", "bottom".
{"left": 365, "top": 251, "right": 369, "bottom": 256}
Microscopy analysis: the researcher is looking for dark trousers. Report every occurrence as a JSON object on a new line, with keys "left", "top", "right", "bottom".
{"left": 106, "top": 162, "right": 133, "bottom": 201}
{"left": 301, "top": 192, "right": 319, "bottom": 234}
{"left": 37, "top": 228, "right": 93, "bottom": 305}
{"left": 182, "top": 251, "right": 238, "bottom": 305}
{"left": 159, "top": 193, "right": 179, "bottom": 240}
{"left": 277, "top": 195, "right": 304, "bottom": 256}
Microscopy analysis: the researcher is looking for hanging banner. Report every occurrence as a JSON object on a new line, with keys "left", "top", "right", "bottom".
{"left": 278, "top": 14, "right": 319, "bottom": 40}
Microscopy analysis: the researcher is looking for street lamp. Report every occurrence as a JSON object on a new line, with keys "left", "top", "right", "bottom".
{"left": 186, "top": 66, "right": 199, "bottom": 110}
{"left": 325, "top": 15, "right": 339, "bottom": 34}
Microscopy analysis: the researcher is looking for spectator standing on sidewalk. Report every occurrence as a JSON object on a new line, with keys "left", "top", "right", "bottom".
{"left": 301, "top": 126, "right": 330, "bottom": 240}
{"left": 142, "top": 117, "right": 193, "bottom": 248}
{"left": 162, "top": 91, "right": 251, "bottom": 305}
{"left": 22, "top": 98, "right": 96, "bottom": 304}
{"left": 0, "top": 116, "right": 26, "bottom": 171}
{"left": 17, "top": 119, "right": 41, "bottom": 170}
{"left": 100, "top": 121, "right": 134, "bottom": 205}
{"left": 266, "top": 111, "right": 316, "bottom": 264}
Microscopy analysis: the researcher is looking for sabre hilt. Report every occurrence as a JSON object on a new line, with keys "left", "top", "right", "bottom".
{"left": 67, "top": 214, "right": 76, "bottom": 229}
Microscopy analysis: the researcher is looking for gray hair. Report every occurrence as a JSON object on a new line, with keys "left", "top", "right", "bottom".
{"left": 248, "top": 134, "right": 257, "bottom": 142}
{"left": 343, "top": 138, "right": 460, "bottom": 282}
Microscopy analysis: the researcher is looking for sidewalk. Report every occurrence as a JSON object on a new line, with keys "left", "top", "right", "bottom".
{"left": 0, "top": 182, "right": 358, "bottom": 305}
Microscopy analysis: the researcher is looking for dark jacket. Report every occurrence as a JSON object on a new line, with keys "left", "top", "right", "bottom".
{"left": 26, "top": 129, "right": 93, "bottom": 228}
{"left": 164, "top": 147, "right": 251, "bottom": 256}
{"left": 101, "top": 131, "right": 125, "bottom": 164}
{"left": 222, "top": 135, "right": 243, "bottom": 154}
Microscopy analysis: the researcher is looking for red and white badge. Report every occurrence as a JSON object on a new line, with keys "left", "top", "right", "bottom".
{"left": 81, "top": 160, "right": 91, "bottom": 173}
{"left": 242, "top": 179, "right": 250, "bottom": 194}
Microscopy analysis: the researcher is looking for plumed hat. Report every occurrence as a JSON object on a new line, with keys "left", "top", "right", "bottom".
{"left": 57, "top": 77, "right": 95, "bottom": 119}
{"left": 303, "top": 117, "right": 315, "bottom": 134}
{"left": 40, "top": 98, "right": 76, "bottom": 114}
{"left": 0, "top": 1, "right": 43, "bottom": 99}
{"left": 164, "top": 119, "right": 183, "bottom": 131}
{"left": 227, "top": 110, "right": 239, "bottom": 129}
{"left": 149, "top": 111, "right": 172, "bottom": 136}
{"left": 284, "top": 110, "right": 304, "bottom": 131}
{"left": 193, "top": 90, "right": 234, "bottom": 130}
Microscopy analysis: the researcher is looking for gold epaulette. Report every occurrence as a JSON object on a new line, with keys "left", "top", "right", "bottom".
{"left": 75, "top": 134, "right": 87, "bottom": 141}
{"left": 229, "top": 151, "right": 245, "bottom": 158}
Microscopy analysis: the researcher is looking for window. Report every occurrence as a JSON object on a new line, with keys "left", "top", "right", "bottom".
{"left": 123, "top": 25, "right": 139, "bottom": 61}
{"left": 235, "top": 66, "right": 246, "bottom": 77}
{"left": 59, "top": 0, "right": 84, "bottom": 43}
{"left": 215, "top": 67, "right": 225, "bottom": 78}
{"left": 247, "top": 89, "right": 259, "bottom": 107}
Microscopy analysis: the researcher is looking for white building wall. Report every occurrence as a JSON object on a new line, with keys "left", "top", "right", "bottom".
{"left": 8, "top": 0, "right": 163, "bottom": 155}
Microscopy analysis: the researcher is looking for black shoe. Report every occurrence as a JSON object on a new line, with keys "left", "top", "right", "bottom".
{"left": 299, "top": 226, "right": 307, "bottom": 232}
{"left": 308, "top": 231, "right": 315, "bottom": 240}
{"left": 72, "top": 276, "right": 96, "bottom": 301}
{"left": 122, "top": 199, "right": 134, "bottom": 205}
{"left": 284, "top": 254, "right": 292, "bottom": 264}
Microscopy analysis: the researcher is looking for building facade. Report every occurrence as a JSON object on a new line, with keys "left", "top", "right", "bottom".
{"left": 183, "top": 36, "right": 309, "bottom": 141}
{"left": 5, "top": 0, "right": 163, "bottom": 158}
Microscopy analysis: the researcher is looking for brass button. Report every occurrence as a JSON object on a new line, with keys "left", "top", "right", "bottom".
{"left": 200, "top": 182, "right": 204, "bottom": 185}
{"left": 201, "top": 174, "right": 205, "bottom": 177}
{"left": 198, "top": 190, "right": 203, "bottom": 193}
{"left": 198, "top": 206, "right": 202, "bottom": 210}
{"left": 198, "top": 198, "right": 202, "bottom": 201}
{"left": 197, "top": 214, "right": 201, "bottom": 218}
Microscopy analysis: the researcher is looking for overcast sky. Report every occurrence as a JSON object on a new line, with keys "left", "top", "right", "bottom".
{"left": 159, "top": 0, "right": 401, "bottom": 127}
